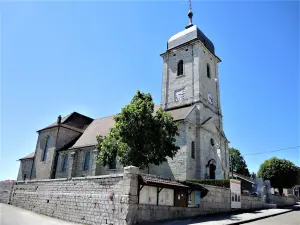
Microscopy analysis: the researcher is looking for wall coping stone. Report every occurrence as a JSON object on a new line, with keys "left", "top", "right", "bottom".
{"left": 15, "top": 173, "right": 124, "bottom": 184}
{"left": 201, "top": 183, "right": 230, "bottom": 190}
{"left": 16, "top": 178, "right": 68, "bottom": 184}
{"left": 72, "top": 174, "right": 123, "bottom": 180}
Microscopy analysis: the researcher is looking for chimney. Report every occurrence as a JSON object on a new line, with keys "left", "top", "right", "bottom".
{"left": 57, "top": 115, "right": 62, "bottom": 124}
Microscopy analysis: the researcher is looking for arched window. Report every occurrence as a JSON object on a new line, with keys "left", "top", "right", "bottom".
{"left": 42, "top": 136, "right": 50, "bottom": 161}
{"left": 177, "top": 60, "right": 183, "bottom": 76}
{"left": 191, "top": 141, "right": 195, "bottom": 159}
{"left": 210, "top": 138, "right": 215, "bottom": 146}
{"left": 61, "top": 154, "right": 68, "bottom": 172}
{"left": 207, "top": 64, "right": 211, "bottom": 79}
{"left": 83, "top": 151, "right": 91, "bottom": 171}
{"left": 109, "top": 157, "right": 117, "bottom": 170}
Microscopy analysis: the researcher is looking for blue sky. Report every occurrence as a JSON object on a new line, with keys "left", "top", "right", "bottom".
{"left": 0, "top": 1, "right": 299, "bottom": 180}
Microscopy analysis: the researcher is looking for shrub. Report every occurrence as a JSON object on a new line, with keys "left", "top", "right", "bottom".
{"left": 187, "top": 179, "right": 230, "bottom": 188}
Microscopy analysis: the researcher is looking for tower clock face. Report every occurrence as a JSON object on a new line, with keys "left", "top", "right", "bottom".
{"left": 175, "top": 88, "right": 185, "bottom": 102}
{"left": 208, "top": 92, "right": 213, "bottom": 104}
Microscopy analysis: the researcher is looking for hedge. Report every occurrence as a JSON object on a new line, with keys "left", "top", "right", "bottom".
{"left": 186, "top": 179, "right": 230, "bottom": 188}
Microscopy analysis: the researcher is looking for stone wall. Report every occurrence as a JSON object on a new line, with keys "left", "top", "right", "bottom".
{"left": 200, "top": 184, "right": 231, "bottom": 213}
{"left": 2, "top": 166, "right": 291, "bottom": 225}
{"left": 241, "top": 195, "right": 263, "bottom": 210}
{"left": 0, "top": 182, "right": 14, "bottom": 203}
{"left": 272, "top": 195, "right": 296, "bottom": 206}
{"left": 9, "top": 166, "right": 139, "bottom": 225}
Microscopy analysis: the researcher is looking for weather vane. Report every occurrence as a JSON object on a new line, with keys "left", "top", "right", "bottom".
{"left": 186, "top": 0, "right": 193, "bottom": 28}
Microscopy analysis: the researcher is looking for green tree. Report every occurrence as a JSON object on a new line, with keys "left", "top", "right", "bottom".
{"left": 96, "top": 90, "right": 180, "bottom": 169}
{"left": 229, "top": 148, "right": 250, "bottom": 177}
{"left": 257, "top": 157, "right": 298, "bottom": 195}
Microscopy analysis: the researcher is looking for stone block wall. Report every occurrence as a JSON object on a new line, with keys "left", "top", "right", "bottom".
{"left": 2, "top": 167, "right": 290, "bottom": 225}
{"left": 241, "top": 195, "right": 263, "bottom": 210}
{"left": 272, "top": 195, "right": 296, "bottom": 206}
{"left": 200, "top": 184, "right": 231, "bottom": 213}
{"left": 9, "top": 166, "right": 139, "bottom": 225}
{"left": 0, "top": 181, "right": 14, "bottom": 203}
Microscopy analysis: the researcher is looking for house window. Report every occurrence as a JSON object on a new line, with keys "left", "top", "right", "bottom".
{"left": 83, "top": 151, "right": 91, "bottom": 170}
{"left": 61, "top": 154, "right": 68, "bottom": 172}
{"left": 191, "top": 141, "right": 195, "bottom": 159}
{"left": 108, "top": 157, "right": 117, "bottom": 170}
{"left": 177, "top": 60, "right": 183, "bottom": 76}
{"left": 42, "top": 136, "right": 50, "bottom": 161}
{"left": 207, "top": 64, "right": 211, "bottom": 79}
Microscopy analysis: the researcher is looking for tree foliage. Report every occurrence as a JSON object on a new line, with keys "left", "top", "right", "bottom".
{"left": 257, "top": 157, "right": 298, "bottom": 195}
{"left": 96, "top": 90, "right": 180, "bottom": 169}
{"left": 229, "top": 147, "right": 250, "bottom": 177}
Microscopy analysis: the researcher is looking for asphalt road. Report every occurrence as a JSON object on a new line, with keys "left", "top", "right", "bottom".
{"left": 0, "top": 203, "right": 80, "bottom": 225}
{"left": 245, "top": 211, "right": 300, "bottom": 225}
{"left": 1, "top": 202, "right": 299, "bottom": 225}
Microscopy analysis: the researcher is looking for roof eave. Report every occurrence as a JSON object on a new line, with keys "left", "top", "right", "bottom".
{"left": 161, "top": 39, "right": 221, "bottom": 62}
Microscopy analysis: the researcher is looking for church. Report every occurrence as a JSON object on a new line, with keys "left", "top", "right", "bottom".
{"left": 17, "top": 7, "right": 230, "bottom": 182}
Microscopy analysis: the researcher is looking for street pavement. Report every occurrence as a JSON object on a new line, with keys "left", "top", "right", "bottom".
{"left": 0, "top": 203, "right": 79, "bottom": 225}
{"left": 0, "top": 202, "right": 298, "bottom": 225}
{"left": 141, "top": 208, "right": 294, "bottom": 225}
{"left": 245, "top": 211, "right": 300, "bottom": 225}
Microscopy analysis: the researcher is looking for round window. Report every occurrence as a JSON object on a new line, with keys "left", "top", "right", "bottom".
{"left": 210, "top": 138, "right": 215, "bottom": 146}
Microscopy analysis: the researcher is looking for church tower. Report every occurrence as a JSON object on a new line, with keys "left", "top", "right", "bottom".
{"left": 160, "top": 3, "right": 229, "bottom": 180}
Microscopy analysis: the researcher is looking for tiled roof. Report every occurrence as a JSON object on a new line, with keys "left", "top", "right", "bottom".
{"left": 19, "top": 152, "right": 35, "bottom": 160}
{"left": 69, "top": 105, "right": 194, "bottom": 149}
{"left": 139, "top": 174, "right": 189, "bottom": 188}
{"left": 70, "top": 116, "right": 115, "bottom": 149}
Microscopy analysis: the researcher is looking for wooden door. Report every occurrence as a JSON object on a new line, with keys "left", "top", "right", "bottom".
{"left": 174, "top": 189, "right": 187, "bottom": 207}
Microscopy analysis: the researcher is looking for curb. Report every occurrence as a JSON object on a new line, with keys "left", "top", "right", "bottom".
{"left": 229, "top": 209, "right": 293, "bottom": 225}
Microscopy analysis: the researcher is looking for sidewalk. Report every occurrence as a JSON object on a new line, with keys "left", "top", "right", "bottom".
{"left": 142, "top": 207, "right": 294, "bottom": 225}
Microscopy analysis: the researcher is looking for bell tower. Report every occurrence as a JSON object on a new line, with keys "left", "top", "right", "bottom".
{"left": 160, "top": 2, "right": 222, "bottom": 128}
{"left": 160, "top": 2, "right": 229, "bottom": 180}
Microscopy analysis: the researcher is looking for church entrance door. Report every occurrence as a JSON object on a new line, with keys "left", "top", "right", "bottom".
{"left": 209, "top": 164, "right": 216, "bottom": 179}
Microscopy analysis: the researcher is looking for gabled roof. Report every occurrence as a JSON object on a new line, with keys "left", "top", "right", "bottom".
{"left": 70, "top": 116, "right": 115, "bottom": 149}
{"left": 37, "top": 112, "right": 93, "bottom": 133}
{"left": 69, "top": 105, "right": 195, "bottom": 149}
{"left": 19, "top": 152, "right": 35, "bottom": 160}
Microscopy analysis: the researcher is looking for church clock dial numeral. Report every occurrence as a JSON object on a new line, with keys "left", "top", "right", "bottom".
{"left": 208, "top": 92, "right": 213, "bottom": 104}
{"left": 175, "top": 88, "right": 185, "bottom": 102}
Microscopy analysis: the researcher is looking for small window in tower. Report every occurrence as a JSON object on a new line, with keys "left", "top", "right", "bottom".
{"left": 207, "top": 64, "right": 211, "bottom": 79}
{"left": 210, "top": 138, "right": 215, "bottom": 146}
{"left": 191, "top": 141, "right": 195, "bottom": 159}
{"left": 177, "top": 60, "right": 183, "bottom": 76}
